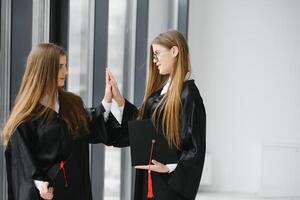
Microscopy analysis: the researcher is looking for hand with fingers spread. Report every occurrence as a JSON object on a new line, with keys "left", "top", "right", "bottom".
{"left": 106, "top": 68, "right": 125, "bottom": 107}
{"left": 103, "top": 68, "right": 113, "bottom": 103}
{"left": 39, "top": 181, "right": 54, "bottom": 200}
{"left": 135, "top": 159, "right": 169, "bottom": 173}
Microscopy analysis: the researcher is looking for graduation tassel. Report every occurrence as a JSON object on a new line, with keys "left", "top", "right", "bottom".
{"left": 147, "top": 170, "right": 154, "bottom": 198}
{"left": 59, "top": 161, "right": 68, "bottom": 187}
{"left": 147, "top": 139, "right": 155, "bottom": 199}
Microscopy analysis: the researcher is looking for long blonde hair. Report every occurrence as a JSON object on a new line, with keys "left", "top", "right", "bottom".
{"left": 2, "top": 43, "right": 89, "bottom": 145}
{"left": 139, "top": 30, "right": 191, "bottom": 149}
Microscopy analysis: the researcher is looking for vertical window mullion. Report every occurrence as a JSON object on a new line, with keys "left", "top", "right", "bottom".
{"left": 0, "top": 0, "right": 11, "bottom": 199}
{"left": 91, "top": 0, "right": 109, "bottom": 199}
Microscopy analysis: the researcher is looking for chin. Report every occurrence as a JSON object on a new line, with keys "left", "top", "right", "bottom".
{"left": 159, "top": 71, "right": 168, "bottom": 75}
{"left": 158, "top": 69, "right": 164, "bottom": 74}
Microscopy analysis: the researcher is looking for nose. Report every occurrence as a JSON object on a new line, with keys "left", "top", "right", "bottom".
{"left": 64, "top": 66, "right": 68, "bottom": 75}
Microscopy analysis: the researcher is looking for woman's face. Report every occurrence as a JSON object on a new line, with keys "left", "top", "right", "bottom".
{"left": 152, "top": 44, "right": 178, "bottom": 75}
{"left": 57, "top": 55, "right": 68, "bottom": 87}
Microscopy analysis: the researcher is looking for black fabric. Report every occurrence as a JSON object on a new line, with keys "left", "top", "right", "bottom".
{"left": 5, "top": 102, "right": 127, "bottom": 200}
{"left": 128, "top": 119, "right": 178, "bottom": 166}
{"left": 119, "top": 80, "right": 206, "bottom": 200}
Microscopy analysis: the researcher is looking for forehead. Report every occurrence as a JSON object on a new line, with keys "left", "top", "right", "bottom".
{"left": 59, "top": 55, "right": 67, "bottom": 63}
{"left": 152, "top": 44, "right": 168, "bottom": 52}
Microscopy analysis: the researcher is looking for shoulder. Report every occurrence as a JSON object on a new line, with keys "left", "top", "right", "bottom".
{"left": 10, "top": 121, "right": 36, "bottom": 143}
{"left": 181, "top": 80, "right": 203, "bottom": 103}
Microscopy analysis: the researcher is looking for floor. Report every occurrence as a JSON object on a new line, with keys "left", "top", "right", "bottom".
{"left": 196, "top": 193, "right": 300, "bottom": 200}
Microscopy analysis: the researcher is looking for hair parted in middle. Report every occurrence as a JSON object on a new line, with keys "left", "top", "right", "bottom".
{"left": 138, "top": 30, "right": 191, "bottom": 149}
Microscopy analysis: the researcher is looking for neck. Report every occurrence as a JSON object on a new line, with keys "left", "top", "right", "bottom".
{"left": 40, "top": 92, "right": 59, "bottom": 112}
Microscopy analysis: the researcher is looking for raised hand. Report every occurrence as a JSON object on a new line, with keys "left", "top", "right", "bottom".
{"left": 135, "top": 159, "right": 169, "bottom": 173}
{"left": 107, "top": 69, "right": 125, "bottom": 107}
{"left": 103, "top": 68, "right": 113, "bottom": 103}
{"left": 39, "top": 182, "right": 54, "bottom": 200}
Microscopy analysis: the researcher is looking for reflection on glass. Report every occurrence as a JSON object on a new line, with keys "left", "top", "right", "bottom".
{"left": 104, "top": 0, "right": 127, "bottom": 200}
{"left": 68, "top": 0, "right": 91, "bottom": 104}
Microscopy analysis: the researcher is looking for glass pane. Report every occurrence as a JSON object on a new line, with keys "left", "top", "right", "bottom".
{"left": 104, "top": 0, "right": 127, "bottom": 199}
{"left": 148, "top": 0, "right": 178, "bottom": 46}
{"left": 68, "top": 0, "right": 92, "bottom": 104}
{"left": 0, "top": 2, "right": 2, "bottom": 48}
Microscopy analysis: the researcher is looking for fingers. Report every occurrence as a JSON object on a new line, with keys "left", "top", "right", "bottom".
{"left": 135, "top": 160, "right": 169, "bottom": 173}
{"left": 40, "top": 193, "right": 53, "bottom": 200}
{"left": 105, "top": 68, "right": 112, "bottom": 86}
{"left": 135, "top": 160, "right": 161, "bottom": 170}
{"left": 135, "top": 165, "right": 150, "bottom": 170}
{"left": 105, "top": 67, "right": 125, "bottom": 106}
{"left": 40, "top": 189, "right": 54, "bottom": 200}
{"left": 151, "top": 159, "right": 160, "bottom": 165}
{"left": 107, "top": 69, "right": 117, "bottom": 85}
{"left": 106, "top": 68, "right": 119, "bottom": 89}
{"left": 40, "top": 182, "right": 49, "bottom": 194}
{"left": 134, "top": 165, "right": 149, "bottom": 169}
{"left": 105, "top": 69, "right": 109, "bottom": 83}
{"left": 39, "top": 182, "right": 54, "bottom": 200}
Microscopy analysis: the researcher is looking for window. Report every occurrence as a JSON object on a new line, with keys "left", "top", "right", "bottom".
{"left": 68, "top": 0, "right": 94, "bottom": 105}
{"left": 103, "top": 0, "right": 128, "bottom": 199}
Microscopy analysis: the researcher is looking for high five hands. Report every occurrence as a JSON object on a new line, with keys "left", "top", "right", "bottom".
{"left": 103, "top": 68, "right": 125, "bottom": 107}
{"left": 104, "top": 68, "right": 169, "bottom": 173}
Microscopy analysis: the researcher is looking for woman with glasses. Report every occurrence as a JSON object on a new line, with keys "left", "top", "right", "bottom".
{"left": 107, "top": 30, "right": 206, "bottom": 200}
{"left": 2, "top": 43, "right": 128, "bottom": 200}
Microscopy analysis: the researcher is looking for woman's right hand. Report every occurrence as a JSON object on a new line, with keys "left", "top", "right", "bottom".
{"left": 103, "top": 68, "right": 113, "bottom": 103}
{"left": 107, "top": 69, "right": 125, "bottom": 107}
{"left": 39, "top": 182, "right": 54, "bottom": 200}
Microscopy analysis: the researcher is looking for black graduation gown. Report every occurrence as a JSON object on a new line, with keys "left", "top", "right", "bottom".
{"left": 5, "top": 103, "right": 128, "bottom": 200}
{"left": 119, "top": 80, "right": 206, "bottom": 200}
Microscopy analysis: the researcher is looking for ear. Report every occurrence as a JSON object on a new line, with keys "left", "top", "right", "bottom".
{"left": 171, "top": 46, "right": 179, "bottom": 58}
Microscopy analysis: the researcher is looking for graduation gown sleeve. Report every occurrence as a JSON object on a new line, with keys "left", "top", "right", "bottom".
{"left": 168, "top": 83, "right": 206, "bottom": 200}
{"left": 117, "top": 99, "right": 139, "bottom": 127}
{"left": 85, "top": 103, "right": 110, "bottom": 144}
{"left": 5, "top": 124, "right": 43, "bottom": 200}
{"left": 85, "top": 103, "right": 130, "bottom": 147}
{"left": 105, "top": 99, "right": 139, "bottom": 136}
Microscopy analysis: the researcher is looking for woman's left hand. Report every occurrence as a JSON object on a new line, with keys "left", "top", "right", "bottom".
{"left": 135, "top": 159, "right": 169, "bottom": 173}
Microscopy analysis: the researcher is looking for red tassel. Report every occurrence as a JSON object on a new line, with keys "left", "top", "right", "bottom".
{"left": 147, "top": 170, "right": 154, "bottom": 198}
{"left": 59, "top": 161, "right": 68, "bottom": 187}
{"left": 147, "top": 139, "right": 155, "bottom": 198}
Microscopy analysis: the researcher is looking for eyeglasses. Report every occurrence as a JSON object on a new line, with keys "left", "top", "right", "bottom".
{"left": 152, "top": 51, "right": 169, "bottom": 62}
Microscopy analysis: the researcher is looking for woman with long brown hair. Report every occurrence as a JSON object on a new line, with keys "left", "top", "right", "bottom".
{"left": 108, "top": 30, "right": 206, "bottom": 200}
{"left": 2, "top": 43, "right": 127, "bottom": 200}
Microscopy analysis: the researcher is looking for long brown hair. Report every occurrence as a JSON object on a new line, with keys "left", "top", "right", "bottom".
{"left": 2, "top": 43, "right": 89, "bottom": 145}
{"left": 139, "top": 30, "right": 191, "bottom": 149}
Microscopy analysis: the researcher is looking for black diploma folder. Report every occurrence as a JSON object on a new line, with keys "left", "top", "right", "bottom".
{"left": 128, "top": 119, "right": 178, "bottom": 166}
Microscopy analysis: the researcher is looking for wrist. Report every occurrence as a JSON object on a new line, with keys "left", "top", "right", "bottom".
{"left": 116, "top": 98, "right": 125, "bottom": 107}
{"left": 103, "top": 97, "right": 112, "bottom": 103}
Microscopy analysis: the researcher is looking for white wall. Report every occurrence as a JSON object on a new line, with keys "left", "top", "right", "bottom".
{"left": 189, "top": 0, "right": 300, "bottom": 195}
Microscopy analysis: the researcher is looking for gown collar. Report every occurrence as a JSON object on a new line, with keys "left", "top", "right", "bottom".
{"left": 40, "top": 93, "right": 60, "bottom": 113}
{"left": 160, "top": 73, "right": 191, "bottom": 95}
